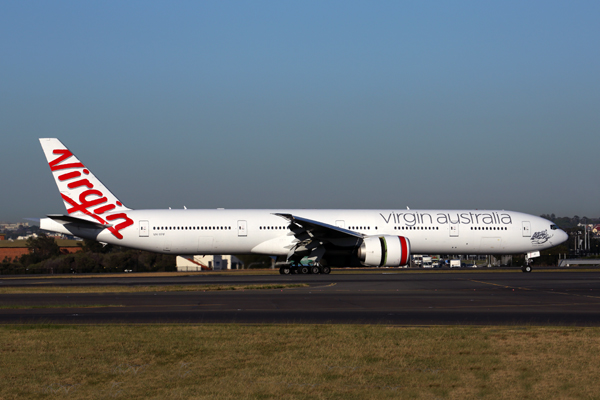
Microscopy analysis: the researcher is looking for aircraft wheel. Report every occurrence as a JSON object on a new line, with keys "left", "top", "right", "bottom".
{"left": 522, "top": 265, "right": 532, "bottom": 273}
{"left": 322, "top": 266, "right": 331, "bottom": 274}
{"left": 299, "top": 266, "right": 310, "bottom": 274}
{"left": 310, "top": 266, "right": 321, "bottom": 274}
{"left": 280, "top": 266, "right": 291, "bottom": 275}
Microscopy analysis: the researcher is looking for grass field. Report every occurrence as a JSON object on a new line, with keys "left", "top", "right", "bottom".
{"left": 0, "top": 283, "right": 309, "bottom": 294}
{"left": 0, "top": 304, "right": 124, "bottom": 309}
{"left": 1, "top": 324, "right": 598, "bottom": 399}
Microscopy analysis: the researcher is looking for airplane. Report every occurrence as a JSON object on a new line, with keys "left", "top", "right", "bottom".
{"left": 38, "top": 138, "right": 568, "bottom": 274}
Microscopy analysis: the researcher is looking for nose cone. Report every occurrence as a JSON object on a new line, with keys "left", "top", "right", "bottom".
{"left": 554, "top": 229, "right": 569, "bottom": 246}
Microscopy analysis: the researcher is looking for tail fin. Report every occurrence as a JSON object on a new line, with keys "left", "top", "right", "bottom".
{"left": 39, "top": 138, "right": 133, "bottom": 239}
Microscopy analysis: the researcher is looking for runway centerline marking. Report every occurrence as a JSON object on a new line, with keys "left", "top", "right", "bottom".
{"left": 433, "top": 302, "right": 596, "bottom": 310}
{"left": 466, "top": 279, "right": 600, "bottom": 301}
{"left": 466, "top": 279, "right": 534, "bottom": 291}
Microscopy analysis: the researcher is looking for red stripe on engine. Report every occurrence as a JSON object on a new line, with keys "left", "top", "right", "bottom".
{"left": 399, "top": 236, "right": 408, "bottom": 266}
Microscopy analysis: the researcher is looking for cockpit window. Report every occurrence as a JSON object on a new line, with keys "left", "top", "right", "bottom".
{"left": 550, "top": 224, "right": 558, "bottom": 230}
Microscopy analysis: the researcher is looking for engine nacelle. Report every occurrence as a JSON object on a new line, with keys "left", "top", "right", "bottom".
{"left": 357, "top": 235, "right": 411, "bottom": 267}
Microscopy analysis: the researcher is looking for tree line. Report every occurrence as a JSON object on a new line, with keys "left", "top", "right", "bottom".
{"left": 0, "top": 234, "right": 176, "bottom": 275}
{"left": 540, "top": 214, "right": 599, "bottom": 229}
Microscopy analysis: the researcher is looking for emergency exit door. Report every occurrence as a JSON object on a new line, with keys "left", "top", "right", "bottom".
{"left": 522, "top": 221, "right": 531, "bottom": 237}
{"left": 139, "top": 220, "right": 149, "bottom": 237}
{"left": 449, "top": 224, "right": 459, "bottom": 237}
{"left": 238, "top": 220, "right": 247, "bottom": 237}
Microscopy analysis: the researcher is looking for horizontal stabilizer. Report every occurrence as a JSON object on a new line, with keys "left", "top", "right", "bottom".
{"left": 47, "top": 214, "right": 112, "bottom": 229}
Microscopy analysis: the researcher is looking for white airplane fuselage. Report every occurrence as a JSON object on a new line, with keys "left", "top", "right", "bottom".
{"left": 41, "top": 208, "right": 567, "bottom": 256}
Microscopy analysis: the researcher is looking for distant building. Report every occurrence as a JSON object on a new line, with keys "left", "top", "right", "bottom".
{"left": 0, "top": 222, "right": 30, "bottom": 231}
{"left": 176, "top": 255, "right": 244, "bottom": 271}
{"left": 17, "top": 233, "right": 38, "bottom": 241}
{"left": 0, "top": 234, "right": 5, "bottom": 241}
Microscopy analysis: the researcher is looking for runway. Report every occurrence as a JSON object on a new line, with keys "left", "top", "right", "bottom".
{"left": 2, "top": 270, "right": 600, "bottom": 325}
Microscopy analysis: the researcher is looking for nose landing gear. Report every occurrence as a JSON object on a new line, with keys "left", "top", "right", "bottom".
{"left": 521, "top": 257, "right": 533, "bottom": 273}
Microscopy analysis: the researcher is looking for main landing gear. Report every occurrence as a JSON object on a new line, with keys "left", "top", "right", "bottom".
{"left": 279, "top": 264, "right": 331, "bottom": 275}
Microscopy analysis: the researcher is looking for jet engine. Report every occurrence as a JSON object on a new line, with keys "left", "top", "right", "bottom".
{"left": 357, "top": 235, "right": 411, "bottom": 267}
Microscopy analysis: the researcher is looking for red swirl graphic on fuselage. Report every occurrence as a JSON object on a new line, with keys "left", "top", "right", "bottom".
{"left": 50, "top": 149, "right": 133, "bottom": 239}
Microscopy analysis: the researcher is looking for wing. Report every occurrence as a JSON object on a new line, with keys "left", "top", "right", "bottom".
{"left": 275, "top": 213, "right": 363, "bottom": 264}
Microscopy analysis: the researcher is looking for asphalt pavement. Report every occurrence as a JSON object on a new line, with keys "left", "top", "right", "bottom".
{"left": 2, "top": 270, "right": 600, "bottom": 325}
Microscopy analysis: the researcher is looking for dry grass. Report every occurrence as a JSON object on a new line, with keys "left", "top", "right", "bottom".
{"left": 0, "top": 283, "right": 308, "bottom": 294}
{"left": 0, "top": 324, "right": 599, "bottom": 399}
{"left": 0, "top": 270, "right": 282, "bottom": 279}
{"left": 0, "top": 304, "right": 124, "bottom": 309}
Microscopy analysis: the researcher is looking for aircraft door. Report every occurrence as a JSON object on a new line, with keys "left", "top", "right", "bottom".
{"left": 450, "top": 224, "right": 459, "bottom": 237}
{"left": 139, "top": 220, "right": 149, "bottom": 237}
{"left": 522, "top": 221, "right": 531, "bottom": 237}
{"left": 238, "top": 220, "right": 247, "bottom": 237}
{"left": 336, "top": 220, "right": 346, "bottom": 228}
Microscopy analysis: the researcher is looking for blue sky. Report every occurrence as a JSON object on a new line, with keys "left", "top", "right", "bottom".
{"left": 1, "top": 1, "right": 599, "bottom": 222}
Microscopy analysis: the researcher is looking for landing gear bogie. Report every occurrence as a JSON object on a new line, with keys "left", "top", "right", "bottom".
{"left": 279, "top": 263, "right": 331, "bottom": 275}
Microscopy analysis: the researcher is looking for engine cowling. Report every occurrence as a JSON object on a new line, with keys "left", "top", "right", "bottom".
{"left": 357, "top": 235, "right": 411, "bottom": 267}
